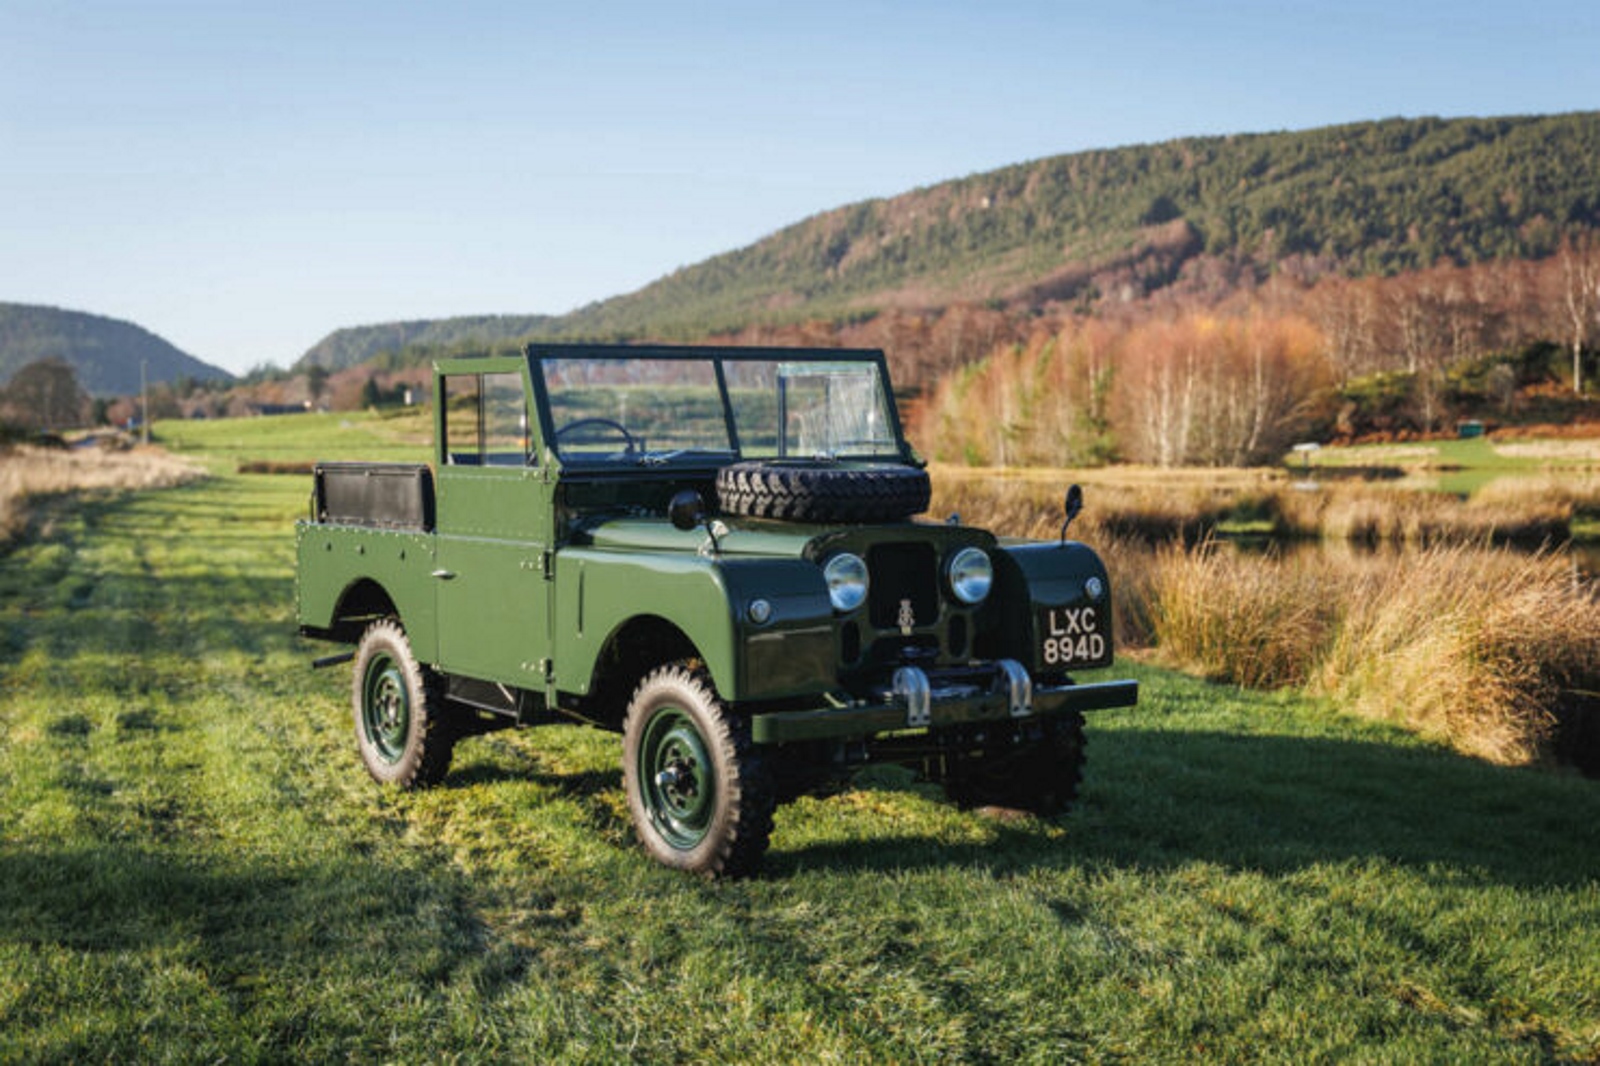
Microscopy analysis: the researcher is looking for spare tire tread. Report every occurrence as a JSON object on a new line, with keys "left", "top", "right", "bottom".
{"left": 716, "top": 461, "right": 930, "bottom": 524}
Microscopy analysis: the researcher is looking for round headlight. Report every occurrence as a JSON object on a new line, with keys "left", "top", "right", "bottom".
{"left": 823, "top": 553, "right": 869, "bottom": 612}
{"left": 947, "top": 547, "right": 993, "bottom": 605}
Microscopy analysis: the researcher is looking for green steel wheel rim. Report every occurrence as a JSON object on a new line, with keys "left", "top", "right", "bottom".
{"left": 361, "top": 653, "right": 411, "bottom": 764}
{"left": 638, "top": 706, "right": 716, "bottom": 851}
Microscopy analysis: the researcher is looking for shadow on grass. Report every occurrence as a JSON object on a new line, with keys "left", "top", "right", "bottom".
{"left": 0, "top": 841, "right": 537, "bottom": 1000}
{"left": 767, "top": 727, "right": 1600, "bottom": 888}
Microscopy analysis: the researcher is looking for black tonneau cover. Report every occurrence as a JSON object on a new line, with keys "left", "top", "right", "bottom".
{"left": 313, "top": 462, "right": 435, "bottom": 531}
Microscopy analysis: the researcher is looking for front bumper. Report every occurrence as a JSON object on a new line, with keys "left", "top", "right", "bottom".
{"left": 749, "top": 661, "right": 1138, "bottom": 744}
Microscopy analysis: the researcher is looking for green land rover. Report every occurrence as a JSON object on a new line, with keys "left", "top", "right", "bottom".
{"left": 296, "top": 343, "right": 1137, "bottom": 876}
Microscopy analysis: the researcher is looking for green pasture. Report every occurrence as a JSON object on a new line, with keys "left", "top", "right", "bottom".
{"left": 1297, "top": 435, "right": 1600, "bottom": 495}
{"left": 2, "top": 420, "right": 1598, "bottom": 1061}
{"left": 156, "top": 409, "right": 431, "bottom": 471}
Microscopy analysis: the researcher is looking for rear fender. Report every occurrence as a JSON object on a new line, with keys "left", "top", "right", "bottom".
{"left": 295, "top": 522, "right": 439, "bottom": 659}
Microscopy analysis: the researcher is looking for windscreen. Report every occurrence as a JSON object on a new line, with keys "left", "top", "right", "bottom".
{"left": 538, "top": 353, "right": 901, "bottom": 464}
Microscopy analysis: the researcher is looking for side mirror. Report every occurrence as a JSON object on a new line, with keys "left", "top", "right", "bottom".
{"left": 668, "top": 490, "right": 706, "bottom": 531}
{"left": 1060, "top": 484, "right": 1084, "bottom": 544}
{"left": 669, "top": 489, "right": 722, "bottom": 554}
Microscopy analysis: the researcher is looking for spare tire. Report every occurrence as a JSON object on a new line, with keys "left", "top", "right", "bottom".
{"left": 716, "top": 460, "right": 931, "bottom": 524}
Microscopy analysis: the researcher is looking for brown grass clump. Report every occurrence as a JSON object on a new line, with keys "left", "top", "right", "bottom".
{"left": 1140, "top": 536, "right": 1600, "bottom": 764}
{"left": 928, "top": 465, "right": 1269, "bottom": 543}
{"left": 1313, "top": 547, "right": 1600, "bottom": 765}
{"left": 237, "top": 459, "right": 317, "bottom": 475}
{"left": 926, "top": 473, "right": 1600, "bottom": 765}
{"left": 0, "top": 444, "right": 206, "bottom": 549}
{"left": 1147, "top": 542, "right": 1333, "bottom": 689}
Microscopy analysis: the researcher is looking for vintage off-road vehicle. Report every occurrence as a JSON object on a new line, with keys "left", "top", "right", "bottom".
{"left": 296, "top": 344, "right": 1137, "bottom": 876}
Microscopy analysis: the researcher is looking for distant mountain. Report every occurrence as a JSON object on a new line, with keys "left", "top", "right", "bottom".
{"left": 0, "top": 303, "right": 231, "bottom": 396}
{"left": 296, "top": 112, "right": 1600, "bottom": 371}
{"left": 297, "top": 314, "right": 559, "bottom": 371}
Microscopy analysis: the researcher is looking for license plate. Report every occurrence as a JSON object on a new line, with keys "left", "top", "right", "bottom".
{"left": 1038, "top": 605, "right": 1107, "bottom": 667}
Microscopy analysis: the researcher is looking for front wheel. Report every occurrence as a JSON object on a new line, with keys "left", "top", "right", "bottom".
{"left": 622, "top": 664, "right": 774, "bottom": 877}
{"left": 352, "top": 620, "right": 454, "bottom": 789}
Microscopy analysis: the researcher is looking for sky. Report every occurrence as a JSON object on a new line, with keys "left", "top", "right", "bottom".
{"left": 3, "top": 1, "right": 1598, "bottom": 375}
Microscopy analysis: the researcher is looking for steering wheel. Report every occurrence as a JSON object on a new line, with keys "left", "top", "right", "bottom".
{"left": 554, "top": 417, "right": 641, "bottom": 453}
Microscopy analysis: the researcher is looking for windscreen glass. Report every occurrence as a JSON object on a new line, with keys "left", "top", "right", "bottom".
{"left": 723, "top": 360, "right": 899, "bottom": 459}
{"left": 540, "top": 358, "right": 733, "bottom": 462}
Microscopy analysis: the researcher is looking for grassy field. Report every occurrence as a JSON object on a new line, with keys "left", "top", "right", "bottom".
{"left": 1299, "top": 435, "right": 1600, "bottom": 496}
{"left": 2, "top": 416, "right": 1599, "bottom": 1061}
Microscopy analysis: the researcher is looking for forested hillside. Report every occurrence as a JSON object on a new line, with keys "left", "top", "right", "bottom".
{"left": 297, "top": 314, "right": 558, "bottom": 371}
{"left": 296, "top": 112, "right": 1600, "bottom": 371}
{"left": 0, "top": 303, "right": 231, "bottom": 395}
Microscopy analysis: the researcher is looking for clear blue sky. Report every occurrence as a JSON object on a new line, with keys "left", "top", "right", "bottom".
{"left": 3, "top": 1, "right": 1597, "bottom": 374}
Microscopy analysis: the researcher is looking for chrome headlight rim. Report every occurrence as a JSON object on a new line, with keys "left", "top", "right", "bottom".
{"left": 947, "top": 546, "right": 993, "bottom": 605}
{"left": 823, "top": 552, "right": 869, "bottom": 613}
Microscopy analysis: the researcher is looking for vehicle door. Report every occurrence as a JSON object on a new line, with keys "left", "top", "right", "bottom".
{"left": 432, "top": 362, "right": 553, "bottom": 689}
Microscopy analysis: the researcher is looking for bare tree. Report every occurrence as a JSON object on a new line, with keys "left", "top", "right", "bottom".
{"left": 1560, "top": 232, "right": 1600, "bottom": 395}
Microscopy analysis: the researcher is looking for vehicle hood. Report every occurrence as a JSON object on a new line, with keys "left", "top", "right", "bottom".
{"left": 578, "top": 515, "right": 996, "bottom": 561}
{"left": 579, "top": 516, "right": 818, "bottom": 558}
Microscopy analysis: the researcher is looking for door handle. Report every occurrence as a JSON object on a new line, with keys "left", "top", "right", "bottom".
{"left": 431, "top": 569, "right": 456, "bottom": 580}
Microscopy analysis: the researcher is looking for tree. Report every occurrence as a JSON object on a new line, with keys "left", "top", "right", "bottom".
{"left": 0, "top": 357, "right": 90, "bottom": 431}
{"left": 1559, "top": 232, "right": 1600, "bottom": 394}
{"left": 307, "top": 364, "right": 330, "bottom": 406}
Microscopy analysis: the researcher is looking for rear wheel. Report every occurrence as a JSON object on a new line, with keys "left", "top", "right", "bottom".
{"left": 352, "top": 620, "right": 454, "bottom": 789}
{"left": 622, "top": 664, "right": 774, "bottom": 877}
{"left": 944, "top": 712, "right": 1086, "bottom": 815}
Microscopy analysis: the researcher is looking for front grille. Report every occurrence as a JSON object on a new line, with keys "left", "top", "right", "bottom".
{"left": 867, "top": 542, "right": 938, "bottom": 630}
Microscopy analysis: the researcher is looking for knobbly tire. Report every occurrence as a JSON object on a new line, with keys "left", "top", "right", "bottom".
{"left": 716, "top": 460, "right": 931, "bottom": 524}
{"left": 622, "top": 663, "right": 776, "bottom": 878}
{"left": 352, "top": 620, "right": 455, "bottom": 789}
{"left": 944, "top": 712, "right": 1087, "bottom": 816}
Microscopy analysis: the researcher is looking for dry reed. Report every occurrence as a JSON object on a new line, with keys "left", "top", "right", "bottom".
{"left": 0, "top": 444, "right": 206, "bottom": 548}
{"left": 1145, "top": 542, "right": 1600, "bottom": 765}
{"left": 1312, "top": 547, "right": 1600, "bottom": 764}
{"left": 929, "top": 472, "right": 1600, "bottom": 766}
{"left": 1146, "top": 541, "right": 1333, "bottom": 688}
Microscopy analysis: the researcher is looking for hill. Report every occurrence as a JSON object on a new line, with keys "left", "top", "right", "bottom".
{"left": 297, "top": 314, "right": 559, "bottom": 371}
{"left": 295, "top": 112, "right": 1600, "bottom": 371}
{"left": 0, "top": 303, "right": 232, "bottom": 396}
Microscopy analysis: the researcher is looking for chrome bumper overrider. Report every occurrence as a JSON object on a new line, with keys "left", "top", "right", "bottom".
{"left": 749, "top": 659, "right": 1138, "bottom": 744}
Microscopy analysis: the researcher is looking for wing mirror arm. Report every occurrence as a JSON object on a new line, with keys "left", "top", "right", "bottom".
{"left": 669, "top": 489, "right": 721, "bottom": 554}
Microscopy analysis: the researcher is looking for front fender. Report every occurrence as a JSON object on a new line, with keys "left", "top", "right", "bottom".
{"left": 979, "top": 540, "right": 1114, "bottom": 672}
{"left": 552, "top": 549, "right": 834, "bottom": 702}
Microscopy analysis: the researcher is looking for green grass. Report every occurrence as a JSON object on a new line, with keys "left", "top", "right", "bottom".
{"left": 155, "top": 409, "right": 431, "bottom": 472}
{"left": 2, "top": 423, "right": 1599, "bottom": 1061}
{"left": 1301, "top": 436, "right": 1600, "bottom": 495}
